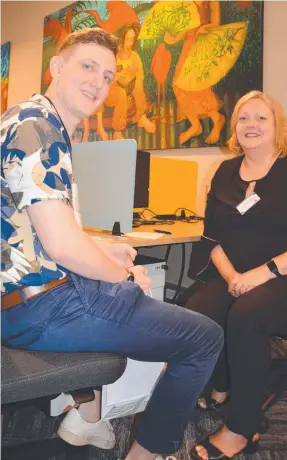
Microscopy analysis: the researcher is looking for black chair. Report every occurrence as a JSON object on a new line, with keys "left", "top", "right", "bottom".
{"left": 260, "top": 336, "right": 287, "bottom": 432}
{"left": 1, "top": 345, "right": 126, "bottom": 459}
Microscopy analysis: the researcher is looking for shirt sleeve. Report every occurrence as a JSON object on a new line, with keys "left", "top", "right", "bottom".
{"left": 2, "top": 118, "right": 73, "bottom": 211}
{"left": 187, "top": 164, "right": 224, "bottom": 283}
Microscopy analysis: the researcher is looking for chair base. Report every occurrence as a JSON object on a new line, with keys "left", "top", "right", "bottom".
{"left": 1, "top": 437, "right": 86, "bottom": 460}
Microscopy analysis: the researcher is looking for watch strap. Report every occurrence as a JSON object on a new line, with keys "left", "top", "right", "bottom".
{"left": 266, "top": 260, "right": 282, "bottom": 278}
{"left": 125, "top": 268, "right": 135, "bottom": 282}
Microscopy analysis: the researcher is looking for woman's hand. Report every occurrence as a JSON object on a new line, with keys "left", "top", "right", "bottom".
{"left": 164, "top": 31, "right": 174, "bottom": 44}
{"left": 228, "top": 266, "right": 271, "bottom": 297}
{"left": 164, "top": 30, "right": 185, "bottom": 45}
{"left": 196, "top": 25, "right": 210, "bottom": 36}
{"left": 227, "top": 272, "right": 241, "bottom": 297}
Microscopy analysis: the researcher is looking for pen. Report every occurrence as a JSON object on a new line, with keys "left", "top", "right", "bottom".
{"left": 154, "top": 229, "right": 172, "bottom": 235}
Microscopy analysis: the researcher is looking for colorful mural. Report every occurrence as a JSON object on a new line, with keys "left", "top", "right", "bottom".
{"left": 1, "top": 42, "right": 11, "bottom": 115}
{"left": 41, "top": 1, "right": 263, "bottom": 150}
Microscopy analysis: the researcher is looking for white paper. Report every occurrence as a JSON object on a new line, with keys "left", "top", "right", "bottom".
{"left": 124, "top": 232, "right": 164, "bottom": 239}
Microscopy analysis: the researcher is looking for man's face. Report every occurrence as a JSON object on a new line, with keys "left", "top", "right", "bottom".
{"left": 54, "top": 43, "right": 116, "bottom": 120}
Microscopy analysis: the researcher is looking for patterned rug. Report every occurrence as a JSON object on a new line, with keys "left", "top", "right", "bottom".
{"left": 2, "top": 392, "right": 287, "bottom": 460}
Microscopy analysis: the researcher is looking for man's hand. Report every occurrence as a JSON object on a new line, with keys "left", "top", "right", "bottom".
{"left": 99, "top": 242, "right": 137, "bottom": 269}
{"left": 228, "top": 266, "right": 271, "bottom": 297}
{"left": 131, "top": 265, "right": 152, "bottom": 293}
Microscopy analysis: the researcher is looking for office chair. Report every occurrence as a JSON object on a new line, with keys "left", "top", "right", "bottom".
{"left": 1, "top": 345, "right": 126, "bottom": 460}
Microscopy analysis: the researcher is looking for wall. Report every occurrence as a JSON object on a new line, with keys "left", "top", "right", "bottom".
{"left": 2, "top": 1, "right": 287, "bottom": 287}
{"left": 2, "top": 0, "right": 287, "bottom": 214}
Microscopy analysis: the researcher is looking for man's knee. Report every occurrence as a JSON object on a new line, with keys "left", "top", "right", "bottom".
{"left": 199, "top": 315, "right": 224, "bottom": 357}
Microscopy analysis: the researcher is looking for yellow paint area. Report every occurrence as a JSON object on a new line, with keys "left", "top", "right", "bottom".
{"left": 135, "top": 157, "right": 198, "bottom": 215}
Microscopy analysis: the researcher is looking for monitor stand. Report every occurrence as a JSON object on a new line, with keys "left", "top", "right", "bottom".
{"left": 112, "top": 221, "right": 122, "bottom": 236}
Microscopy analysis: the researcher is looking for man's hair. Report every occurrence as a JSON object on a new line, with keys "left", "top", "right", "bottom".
{"left": 58, "top": 27, "right": 119, "bottom": 57}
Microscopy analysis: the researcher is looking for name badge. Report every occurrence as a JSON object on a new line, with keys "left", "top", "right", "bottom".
{"left": 236, "top": 192, "right": 260, "bottom": 215}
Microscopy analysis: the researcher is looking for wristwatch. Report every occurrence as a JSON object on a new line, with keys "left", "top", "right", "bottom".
{"left": 266, "top": 260, "right": 282, "bottom": 278}
{"left": 125, "top": 268, "right": 135, "bottom": 282}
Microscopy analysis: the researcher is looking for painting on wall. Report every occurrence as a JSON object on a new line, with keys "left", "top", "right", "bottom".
{"left": 41, "top": 1, "right": 263, "bottom": 150}
{"left": 1, "top": 41, "right": 11, "bottom": 115}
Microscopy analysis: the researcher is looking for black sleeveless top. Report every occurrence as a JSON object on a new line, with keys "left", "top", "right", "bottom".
{"left": 193, "top": 155, "right": 287, "bottom": 281}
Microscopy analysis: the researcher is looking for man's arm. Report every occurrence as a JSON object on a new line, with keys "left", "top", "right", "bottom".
{"left": 27, "top": 200, "right": 128, "bottom": 283}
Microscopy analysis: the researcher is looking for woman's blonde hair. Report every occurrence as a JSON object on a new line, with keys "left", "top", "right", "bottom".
{"left": 227, "top": 90, "right": 287, "bottom": 157}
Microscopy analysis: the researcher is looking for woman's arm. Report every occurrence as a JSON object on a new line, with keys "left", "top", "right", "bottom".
{"left": 273, "top": 252, "right": 287, "bottom": 276}
{"left": 229, "top": 252, "right": 287, "bottom": 297}
{"left": 196, "top": 1, "right": 220, "bottom": 35}
{"left": 164, "top": 30, "right": 186, "bottom": 45}
{"left": 211, "top": 244, "right": 239, "bottom": 285}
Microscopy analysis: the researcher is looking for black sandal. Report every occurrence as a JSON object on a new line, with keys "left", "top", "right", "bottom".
{"left": 190, "top": 436, "right": 259, "bottom": 460}
{"left": 197, "top": 395, "right": 228, "bottom": 411}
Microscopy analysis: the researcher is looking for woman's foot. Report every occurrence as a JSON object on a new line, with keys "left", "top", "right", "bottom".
{"left": 191, "top": 425, "right": 259, "bottom": 459}
{"left": 137, "top": 115, "right": 156, "bottom": 134}
{"left": 113, "top": 131, "right": 124, "bottom": 140}
{"left": 198, "top": 390, "right": 228, "bottom": 410}
{"left": 125, "top": 440, "right": 157, "bottom": 460}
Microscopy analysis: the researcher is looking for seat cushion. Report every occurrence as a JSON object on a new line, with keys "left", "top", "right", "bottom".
{"left": 1, "top": 346, "right": 126, "bottom": 404}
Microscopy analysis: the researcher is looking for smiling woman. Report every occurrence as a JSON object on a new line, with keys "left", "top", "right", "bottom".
{"left": 228, "top": 90, "right": 287, "bottom": 157}
{"left": 185, "top": 90, "right": 287, "bottom": 460}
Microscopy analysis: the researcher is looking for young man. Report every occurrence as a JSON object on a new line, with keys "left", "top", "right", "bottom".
{"left": 1, "top": 28, "right": 223, "bottom": 460}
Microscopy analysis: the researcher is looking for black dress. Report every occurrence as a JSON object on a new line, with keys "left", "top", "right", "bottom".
{"left": 185, "top": 155, "right": 287, "bottom": 437}
{"left": 195, "top": 155, "right": 287, "bottom": 281}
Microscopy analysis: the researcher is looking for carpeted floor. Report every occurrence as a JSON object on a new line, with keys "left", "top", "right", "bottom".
{"left": 2, "top": 391, "right": 287, "bottom": 460}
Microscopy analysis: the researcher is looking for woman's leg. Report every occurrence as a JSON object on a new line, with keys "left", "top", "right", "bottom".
{"left": 185, "top": 277, "right": 234, "bottom": 394}
{"left": 191, "top": 277, "right": 287, "bottom": 460}
{"left": 226, "top": 276, "right": 287, "bottom": 437}
{"left": 2, "top": 274, "right": 223, "bottom": 456}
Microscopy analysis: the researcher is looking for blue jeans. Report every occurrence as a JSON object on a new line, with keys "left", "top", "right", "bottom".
{"left": 1, "top": 273, "right": 223, "bottom": 454}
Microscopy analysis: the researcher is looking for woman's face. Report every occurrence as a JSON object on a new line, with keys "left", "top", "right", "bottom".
{"left": 123, "top": 29, "right": 136, "bottom": 50}
{"left": 236, "top": 98, "right": 276, "bottom": 152}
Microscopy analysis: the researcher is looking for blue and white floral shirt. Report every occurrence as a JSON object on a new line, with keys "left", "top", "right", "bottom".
{"left": 1, "top": 94, "right": 79, "bottom": 294}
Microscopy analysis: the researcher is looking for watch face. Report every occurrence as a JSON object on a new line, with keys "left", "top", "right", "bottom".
{"left": 126, "top": 270, "right": 135, "bottom": 282}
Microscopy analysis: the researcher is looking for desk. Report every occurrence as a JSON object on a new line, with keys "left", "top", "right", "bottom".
{"left": 85, "top": 221, "right": 203, "bottom": 248}
{"left": 86, "top": 221, "right": 203, "bottom": 303}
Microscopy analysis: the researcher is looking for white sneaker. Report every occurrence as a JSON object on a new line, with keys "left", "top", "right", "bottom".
{"left": 57, "top": 408, "right": 116, "bottom": 449}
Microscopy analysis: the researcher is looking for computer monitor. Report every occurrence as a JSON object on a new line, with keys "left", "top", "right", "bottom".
{"left": 72, "top": 139, "right": 137, "bottom": 234}
{"left": 133, "top": 150, "right": 150, "bottom": 208}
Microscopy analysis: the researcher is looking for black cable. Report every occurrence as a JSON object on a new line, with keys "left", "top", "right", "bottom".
{"left": 171, "top": 243, "right": 186, "bottom": 304}
{"left": 163, "top": 245, "right": 172, "bottom": 302}
{"left": 133, "top": 208, "right": 175, "bottom": 227}
{"left": 174, "top": 207, "right": 204, "bottom": 222}
{"left": 133, "top": 207, "right": 204, "bottom": 228}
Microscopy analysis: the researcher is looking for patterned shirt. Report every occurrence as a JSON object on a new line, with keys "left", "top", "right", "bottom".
{"left": 1, "top": 94, "right": 79, "bottom": 294}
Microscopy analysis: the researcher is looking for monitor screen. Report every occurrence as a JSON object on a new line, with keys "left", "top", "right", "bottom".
{"left": 72, "top": 139, "right": 137, "bottom": 234}
{"left": 134, "top": 150, "right": 150, "bottom": 208}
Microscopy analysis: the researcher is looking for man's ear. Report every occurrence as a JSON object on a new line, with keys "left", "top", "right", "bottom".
{"left": 50, "top": 56, "right": 63, "bottom": 78}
